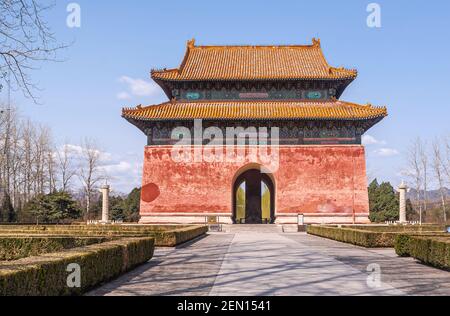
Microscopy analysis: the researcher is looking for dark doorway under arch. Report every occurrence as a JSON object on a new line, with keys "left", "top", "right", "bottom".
{"left": 232, "top": 169, "right": 275, "bottom": 224}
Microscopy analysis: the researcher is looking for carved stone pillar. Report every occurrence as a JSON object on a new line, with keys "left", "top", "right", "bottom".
{"left": 101, "top": 185, "right": 110, "bottom": 224}
{"left": 398, "top": 181, "right": 407, "bottom": 223}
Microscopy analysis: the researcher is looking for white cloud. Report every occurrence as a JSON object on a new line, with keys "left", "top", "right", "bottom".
{"left": 64, "top": 144, "right": 84, "bottom": 155}
{"left": 100, "top": 152, "right": 113, "bottom": 163}
{"left": 118, "top": 76, "right": 159, "bottom": 98}
{"left": 100, "top": 161, "right": 132, "bottom": 174}
{"left": 116, "top": 91, "right": 131, "bottom": 100}
{"left": 64, "top": 144, "right": 110, "bottom": 162}
{"left": 373, "top": 148, "right": 400, "bottom": 157}
{"left": 362, "top": 135, "right": 386, "bottom": 146}
{"left": 101, "top": 160, "right": 143, "bottom": 193}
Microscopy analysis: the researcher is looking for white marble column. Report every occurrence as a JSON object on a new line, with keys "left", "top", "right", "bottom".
{"left": 398, "top": 181, "right": 407, "bottom": 223}
{"left": 101, "top": 185, "right": 110, "bottom": 224}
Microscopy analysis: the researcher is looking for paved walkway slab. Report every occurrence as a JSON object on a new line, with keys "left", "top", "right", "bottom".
{"left": 88, "top": 232, "right": 450, "bottom": 296}
{"left": 88, "top": 234, "right": 233, "bottom": 296}
{"left": 209, "top": 233, "right": 402, "bottom": 296}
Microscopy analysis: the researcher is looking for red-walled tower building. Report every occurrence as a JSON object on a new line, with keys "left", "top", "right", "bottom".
{"left": 123, "top": 39, "right": 387, "bottom": 225}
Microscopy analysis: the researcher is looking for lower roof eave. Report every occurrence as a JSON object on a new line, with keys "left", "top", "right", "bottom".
{"left": 123, "top": 115, "right": 386, "bottom": 136}
{"left": 122, "top": 116, "right": 386, "bottom": 122}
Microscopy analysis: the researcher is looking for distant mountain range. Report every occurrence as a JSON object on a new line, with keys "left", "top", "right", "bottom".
{"left": 407, "top": 188, "right": 450, "bottom": 202}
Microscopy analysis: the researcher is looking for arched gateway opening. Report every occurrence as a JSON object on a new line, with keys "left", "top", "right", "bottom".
{"left": 232, "top": 169, "right": 275, "bottom": 224}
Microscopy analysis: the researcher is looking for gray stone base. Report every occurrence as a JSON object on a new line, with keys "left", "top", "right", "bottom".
{"left": 140, "top": 213, "right": 370, "bottom": 225}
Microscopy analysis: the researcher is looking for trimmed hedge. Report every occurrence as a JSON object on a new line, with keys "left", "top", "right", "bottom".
{"left": 0, "top": 225, "right": 185, "bottom": 233}
{"left": 341, "top": 225, "right": 445, "bottom": 233}
{"left": 149, "top": 225, "right": 208, "bottom": 247}
{"left": 307, "top": 225, "right": 448, "bottom": 248}
{"left": 0, "top": 225, "right": 208, "bottom": 247}
{"left": 395, "top": 234, "right": 413, "bottom": 257}
{"left": 0, "top": 237, "right": 110, "bottom": 261}
{"left": 0, "top": 237, "right": 154, "bottom": 296}
{"left": 307, "top": 226, "right": 395, "bottom": 247}
{"left": 395, "top": 235, "right": 450, "bottom": 270}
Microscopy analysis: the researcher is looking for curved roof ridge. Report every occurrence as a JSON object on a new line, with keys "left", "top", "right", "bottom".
{"left": 151, "top": 38, "right": 357, "bottom": 81}
{"left": 190, "top": 37, "right": 321, "bottom": 49}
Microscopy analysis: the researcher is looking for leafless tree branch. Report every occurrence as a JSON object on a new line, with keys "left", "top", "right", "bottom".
{"left": 0, "top": 0, "right": 68, "bottom": 102}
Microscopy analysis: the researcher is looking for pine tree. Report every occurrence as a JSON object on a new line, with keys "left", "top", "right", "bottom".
{"left": 48, "top": 191, "right": 81, "bottom": 221}
{"left": 123, "top": 188, "right": 141, "bottom": 222}
{"left": 368, "top": 179, "right": 399, "bottom": 223}
{"left": 24, "top": 191, "right": 81, "bottom": 223}
{"left": 368, "top": 179, "right": 379, "bottom": 212}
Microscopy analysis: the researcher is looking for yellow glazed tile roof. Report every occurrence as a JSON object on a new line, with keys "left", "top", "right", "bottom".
{"left": 151, "top": 39, "right": 357, "bottom": 81}
{"left": 122, "top": 100, "right": 387, "bottom": 121}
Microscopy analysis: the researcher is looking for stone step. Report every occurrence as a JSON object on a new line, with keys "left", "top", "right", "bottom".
{"left": 223, "top": 224, "right": 283, "bottom": 233}
{"left": 281, "top": 224, "right": 300, "bottom": 233}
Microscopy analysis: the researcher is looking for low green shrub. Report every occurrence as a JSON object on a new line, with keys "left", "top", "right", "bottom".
{"left": 341, "top": 225, "right": 445, "bottom": 232}
{"left": 0, "top": 237, "right": 110, "bottom": 261}
{"left": 307, "top": 225, "right": 396, "bottom": 247}
{"left": 394, "top": 234, "right": 412, "bottom": 257}
{"left": 394, "top": 235, "right": 450, "bottom": 270}
{"left": 0, "top": 237, "right": 154, "bottom": 296}
{"left": 0, "top": 224, "right": 184, "bottom": 232}
{"left": 307, "top": 225, "right": 448, "bottom": 248}
{"left": 0, "top": 225, "right": 208, "bottom": 247}
{"left": 151, "top": 226, "right": 209, "bottom": 247}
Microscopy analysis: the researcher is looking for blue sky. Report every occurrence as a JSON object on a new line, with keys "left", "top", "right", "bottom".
{"left": 2, "top": 0, "right": 450, "bottom": 192}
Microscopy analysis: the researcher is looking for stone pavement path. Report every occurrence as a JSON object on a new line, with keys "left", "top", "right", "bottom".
{"left": 88, "top": 232, "right": 450, "bottom": 296}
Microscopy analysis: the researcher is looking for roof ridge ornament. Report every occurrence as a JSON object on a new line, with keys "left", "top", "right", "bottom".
{"left": 187, "top": 38, "right": 196, "bottom": 49}
{"left": 178, "top": 39, "right": 196, "bottom": 74}
{"left": 312, "top": 38, "right": 321, "bottom": 47}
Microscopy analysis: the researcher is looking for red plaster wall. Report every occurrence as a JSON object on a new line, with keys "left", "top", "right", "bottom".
{"left": 140, "top": 145, "right": 369, "bottom": 222}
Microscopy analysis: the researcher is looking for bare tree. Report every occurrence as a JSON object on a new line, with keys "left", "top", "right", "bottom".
{"left": 418, "top": 140, "right": 429, "bottom": 213}
{"left": 78, "top": 139, "right": 104, "bottom": 219}
{"left": 407, "top": 138, "right": 424, "bottom": 223}
{"left": 0, "top": 106, "right": 57, "bottom": 220}
{"left": 0, "top": 0, "right": 67, "bottom": 101}
{"left": 32, "top": 124, "right": 53, "bottom": 195}
{"left": 56, "top": 143, "right": 76, "bottom": 192}
{"left": 443, "top": 136, "right": 450, "bottom": 182}
{"left": 432, "top": 140, "right": 447, "bottom": 223}
{"left": 0, "top": 106, "right": 14, "bottom": 194}
{"left": 21, "top": 119, "right": 36, "bottom": 203}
